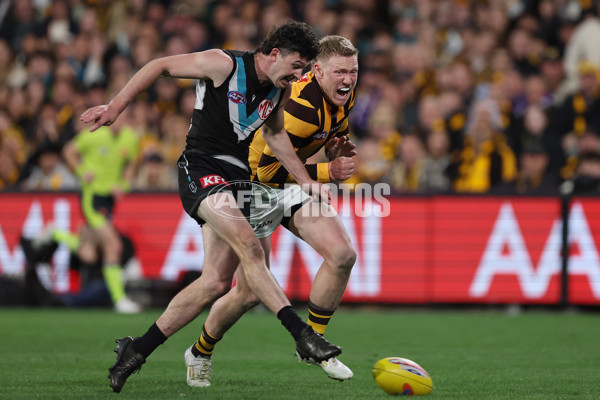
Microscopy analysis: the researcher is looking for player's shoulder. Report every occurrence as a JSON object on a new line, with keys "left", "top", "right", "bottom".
{"left": 291, "top": 71, "right": 320, "bottom": 104}
{"left": 287, "top": 72, "right": 321, "bottom": 118}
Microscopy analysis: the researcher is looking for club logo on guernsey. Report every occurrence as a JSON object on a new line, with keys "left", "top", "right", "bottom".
{"left": 199, "top": 174, "right": 230, "bottom": 188}
{"left": 258, "top": 99, "right": 274, "bottom": 120}
{"left": 227, "top": 91, "right": 246, "bottom": 104}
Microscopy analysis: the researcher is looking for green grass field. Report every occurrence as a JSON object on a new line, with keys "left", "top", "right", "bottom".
{"left": 1, "top": 307, "right": 598, "bottom": 399}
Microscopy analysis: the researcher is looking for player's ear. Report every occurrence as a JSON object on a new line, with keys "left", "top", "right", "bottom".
{"left": 270, "top": 48, "right": 280, "bottom": 62}
{"left": 313, "top": 62, "right": 323, "bottom": 78}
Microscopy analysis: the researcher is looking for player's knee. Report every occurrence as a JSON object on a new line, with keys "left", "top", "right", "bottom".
{"left": 209, "top": 278, "right": 233, "bottom": 300}
{"left": 330, "top": 244, "right": 356, "bottom": 272}
{"left": 238, "top": 238, "right": 265, "bottom": 265}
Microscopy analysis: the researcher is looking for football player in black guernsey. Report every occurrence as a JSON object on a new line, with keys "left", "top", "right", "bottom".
{"left": 81, "top": 20, "right": 340, "bottom": 393}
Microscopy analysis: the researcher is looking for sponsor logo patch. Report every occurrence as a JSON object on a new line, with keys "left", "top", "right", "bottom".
{"left": 228, "top": 91, "right": 246, "bottom": 104}
{"left": 258, "top": 99, "right": 274, "bottom": 120}
{"left": 330, "top": 122, "right": 343, "bottom": 133}
{"left": 199, "top": 174, "right": 230, "bottom": 188}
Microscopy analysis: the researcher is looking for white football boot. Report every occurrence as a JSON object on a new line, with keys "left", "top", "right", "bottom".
{"left": 184, "top": 346, "right": 212, "bottom": 387}
{"left": 296, "top": 351, "right": 354, "bottom": 381}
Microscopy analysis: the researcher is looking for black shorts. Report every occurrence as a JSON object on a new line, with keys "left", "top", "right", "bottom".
{"left": 80, "top": 190, "right": 114, "bottom": 229}
{"left": 178, "top": 150, "right": 252, "bottom": 226}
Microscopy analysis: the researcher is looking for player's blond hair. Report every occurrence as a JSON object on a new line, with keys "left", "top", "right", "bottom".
{"left": 315, "top": 35, "right": 358, "bottom": 63}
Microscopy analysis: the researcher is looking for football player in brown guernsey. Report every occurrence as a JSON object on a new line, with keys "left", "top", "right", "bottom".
{"left": 189, "top": 35, "right": 359, "bottom": 385}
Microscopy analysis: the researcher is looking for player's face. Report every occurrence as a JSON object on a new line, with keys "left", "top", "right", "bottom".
{"left": 270, "top": 50, "right": 310, "bottom": 89}
{"left": 315, "top": 55, "right": 358, "bottom": 106}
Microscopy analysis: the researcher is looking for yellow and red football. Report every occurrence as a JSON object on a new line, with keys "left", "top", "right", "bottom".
{"left": 372, "top": 357, "right": 433, "bottom": 396}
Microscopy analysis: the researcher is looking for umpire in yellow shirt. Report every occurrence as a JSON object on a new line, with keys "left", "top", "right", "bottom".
{"left": 63, "top": 123, "right": 141, "bottom": 313}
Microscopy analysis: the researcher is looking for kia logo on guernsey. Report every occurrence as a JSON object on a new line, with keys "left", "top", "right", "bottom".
{"left": 199, "top": 174, "right": 230, "bottom": 188}
{"left": 258, "top": 99, "right": 274, "bottom": 120}
{"left": 227, "top": 91, "right": 246, "bottom": 104}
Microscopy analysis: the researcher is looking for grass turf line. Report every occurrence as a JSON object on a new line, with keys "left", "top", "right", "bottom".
{"left": 0, "top": 308, "right": 598, "bottom": 399}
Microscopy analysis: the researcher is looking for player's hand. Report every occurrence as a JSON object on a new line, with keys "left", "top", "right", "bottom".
{"left": 329, "top": 156, "right": 355, "bottom": 181}
{"left": 326, "top": 136, "right": 357, "bottom": 159}
{"left": 300, "top": 180, "right": 331, "bottom": 205}
{"left": 80, "top": 104, "right": 119, "bottom": 132}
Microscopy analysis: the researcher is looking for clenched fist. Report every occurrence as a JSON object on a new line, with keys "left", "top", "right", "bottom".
{"left": 329, "top": 156, "right": 355, "bottom": 181}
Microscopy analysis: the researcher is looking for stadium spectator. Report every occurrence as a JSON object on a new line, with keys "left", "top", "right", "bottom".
{"left": 0, "top": 0, "right": 38, "bottom": 54}
{"left": 562, "top": 1, "right": 600, "bottom": 97}
{"left": 448, "top": 99, "right": 517, "bottom": 193}
{"left": 556, "top": 60, "right": 600, "bottom": 140}
{"left": 22, "top": 143, "right": 78, "bottom": 191}
{"left": 346, "top": 137, "right": 390, "bottom": 187}
{"left": 493, "top": 140, "right": 558, "bottom": 195}
{"left": 571, "top": 150, "right": 600, "bottom": 194}
{"left": 385, "top": 133, "right": 426, "bottom": 193}
{"left": 420, "top": 129, "right": 452, "bottom": 193}
{"left": 133, "top": 152, "right": 177, "bottom": 191}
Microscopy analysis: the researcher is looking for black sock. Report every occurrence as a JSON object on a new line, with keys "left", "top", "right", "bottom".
{"left": 277, "top": 306, "right": 306, "bottom": 341}
{"left": 132, "top": 323, "right": 167, "bottom": 358}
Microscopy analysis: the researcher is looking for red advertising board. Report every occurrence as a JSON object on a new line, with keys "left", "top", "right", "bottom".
{"left": 1, "top": 193, "right": 599, "bottom": 305}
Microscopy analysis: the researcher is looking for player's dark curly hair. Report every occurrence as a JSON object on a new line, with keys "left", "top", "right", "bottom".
{"left": 258, "top": 20, "right": 319, "bottom": 61}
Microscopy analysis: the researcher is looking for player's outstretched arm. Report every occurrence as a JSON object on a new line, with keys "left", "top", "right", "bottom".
{"left": 80, "top": 50, "right": 233, "bottom": 132}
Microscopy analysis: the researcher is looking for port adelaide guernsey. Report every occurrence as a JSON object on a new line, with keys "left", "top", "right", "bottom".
{"left": 185, "top": 49, "right": 284, "bottom": 171}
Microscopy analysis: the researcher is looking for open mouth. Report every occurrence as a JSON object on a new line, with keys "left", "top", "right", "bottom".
{"left": 281, "top": 75, "right": 296, "bottom": 87}
{"left": 337, "top": 87, "right": 350, "bottom": 96}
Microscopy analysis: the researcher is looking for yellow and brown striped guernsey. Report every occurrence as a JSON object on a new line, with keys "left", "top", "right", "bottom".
{"left": 249, "top": 71, "right": 355, "bottom": 187}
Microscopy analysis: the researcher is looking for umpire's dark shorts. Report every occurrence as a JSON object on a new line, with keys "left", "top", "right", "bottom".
{"left": 178, "top": 150, "right": 252, "bottom": 226}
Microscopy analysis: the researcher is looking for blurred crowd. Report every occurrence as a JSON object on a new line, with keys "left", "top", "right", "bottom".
{"left": 1, "top": 0, "right": 600, "bottom": 195}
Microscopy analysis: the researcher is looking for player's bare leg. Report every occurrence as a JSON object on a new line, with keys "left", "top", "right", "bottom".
{"left": 186, "top": 239, "right": 269, "bottom": 387}
{"left": 288, "top": 201, "right": 356, "bottom": 310}
{"left": 156, "top": 222, "right": 241, "bottom": 336}
{"left": 286, "top": 200, "right": 356, "bottom": 380}
{"left": 181, "top": 194, "right": 340, "bottom": 387}
{"left": 199, "top": 201, "right": 356, "bottom": 382}
{"left": 110, "top": 204, "right": 242, "bottom": 393}
{"left": 197, "top": 193, "right": 291, "bottom": 314}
